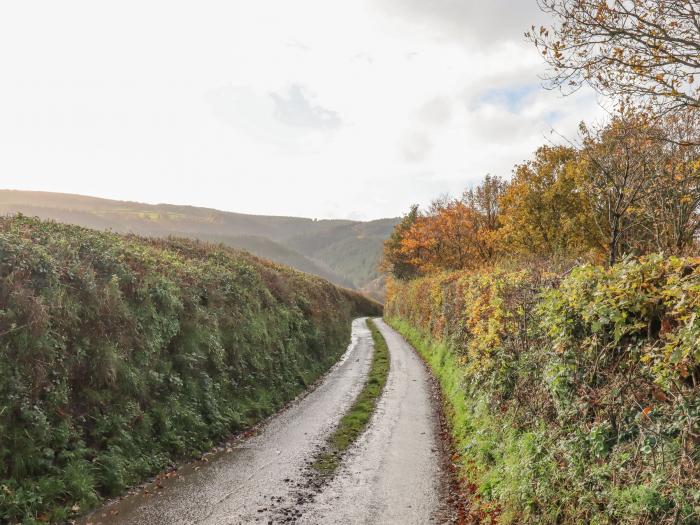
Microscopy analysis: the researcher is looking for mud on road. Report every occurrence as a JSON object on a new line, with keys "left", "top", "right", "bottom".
{"left": 79, "top": 318, "right": 454, "bottom": 524}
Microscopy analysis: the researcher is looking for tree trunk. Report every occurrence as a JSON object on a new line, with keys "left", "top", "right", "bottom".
{"left": 609, "top": 217, "right": 620, "bottom": 266}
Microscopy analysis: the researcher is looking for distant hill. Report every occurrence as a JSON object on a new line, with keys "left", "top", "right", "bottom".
{"left": 285, "top": 219, "right": 399, "bottom": 290}
{"left": 0, "top": 190, "right": 398, "bottom": 299}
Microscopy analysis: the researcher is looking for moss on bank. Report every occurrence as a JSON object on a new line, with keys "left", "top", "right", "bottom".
{"left": 0, "top": 215, "right": 381, "bottom": 524}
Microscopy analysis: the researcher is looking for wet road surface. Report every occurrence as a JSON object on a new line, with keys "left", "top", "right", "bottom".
{"left": 79, "top": 318, "right": 448, "bottom": 524}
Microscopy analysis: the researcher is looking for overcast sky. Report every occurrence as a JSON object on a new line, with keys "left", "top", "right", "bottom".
{"left": 0, "top": 1, "right": 604, "bottom": 220}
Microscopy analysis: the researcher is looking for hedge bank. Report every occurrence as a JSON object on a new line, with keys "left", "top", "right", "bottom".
{"left": 386, "top": 256, "right": 700, "bottom": 524}
{"left": 0, "top": 215, "right": 380, "bottom": 523}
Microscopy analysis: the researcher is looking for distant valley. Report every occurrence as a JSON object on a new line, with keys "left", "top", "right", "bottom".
{"left": 0, "top": 190, "right": 397, "bottom": 300}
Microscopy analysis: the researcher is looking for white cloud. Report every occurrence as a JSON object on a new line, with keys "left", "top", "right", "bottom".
{"left": 374, "top": 0, "right": 548, "bottom": 47}
{"left": 271, "top": 85, "right": 342, "bottom": 130}
{"left": 0, "top": 0, "right": 605, "bottom": 220}
{"left": 417, "top": 97, "right": 453, "bottom": 128}
{"left": 400, "top": 130, "right": 433, "bottom": 163}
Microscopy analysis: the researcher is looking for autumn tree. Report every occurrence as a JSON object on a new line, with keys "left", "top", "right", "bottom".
{"left": 383, "top": 178, "right": 506, "bottom": 276}
{"left": 499, "top": 145, "right": 600, "bottom": 258}
{"left": 396, "top": 200, "right": 478, "bottom": 273}
{"left": 381, "top": 204, "right": 420, "bottom": 280}
{"left": 383, "top": 114, "right": 700, "bottom": 277}
{"left": 579, "top": 112, "right": 661, "bottom": 265}
{"left": 463, "top": 174, "right": 506, "bottom": 260}
{"left": 637, "top": 111, "right": 700, "bottom": 253}
{"left": 530, "top": 0, "right": 700, "bottom": 114}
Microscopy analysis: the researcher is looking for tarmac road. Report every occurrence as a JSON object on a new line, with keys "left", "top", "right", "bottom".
{"left": 78, "top": 318, "right": 449, "bottom": 525}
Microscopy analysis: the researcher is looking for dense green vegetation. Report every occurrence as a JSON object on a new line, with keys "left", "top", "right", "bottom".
{"left": 0, "top": 190, "right": 398, "bottom": 299}
{"left": 313, "top": 318, "right": 390, "bottom": 475}
{"left": 386, "top": 257, "right": 700, "bottom": 524}
{"left": 0, "top": 215, "right": 380, "bottom": 524}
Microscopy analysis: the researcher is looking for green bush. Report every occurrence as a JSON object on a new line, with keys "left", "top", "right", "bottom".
{"left": 386, "top": 255, "right": 700, "bottom": 524}
{"left": 0, "top": 215, "right": 380, "bottom": 524}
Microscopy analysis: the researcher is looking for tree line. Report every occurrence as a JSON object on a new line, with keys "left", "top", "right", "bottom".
{"left": 385, "top": 0, "right": 700, "bottom": 277}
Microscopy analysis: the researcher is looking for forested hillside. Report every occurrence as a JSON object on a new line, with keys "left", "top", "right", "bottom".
{"left": 285, "top": 218, "right": 398, "bottom": 291}
{"left": 0, "top": 191, "right": 398, "bottom": 299}
{"left": 0, "top": 215, "right": 380, "bottom": 523}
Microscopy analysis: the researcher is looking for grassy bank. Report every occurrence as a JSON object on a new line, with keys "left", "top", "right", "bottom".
{"left": 386, "top": 257, "right": 700, "bottom": 524}
{"left": 313, "top": 318, "right": 390, "bottom": 474}
{"left": 386, "top": 317, "right": 524, "bottom": 523}
{"left": 0, "top": 215, "right": 381, "bottom": 524}
{"left": 384, "top": 319, "right": 470, "bottom": 467}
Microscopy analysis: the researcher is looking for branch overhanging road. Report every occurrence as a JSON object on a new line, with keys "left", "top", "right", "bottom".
{"left": 80, "top": 318, "right": 451, "bottom": 525}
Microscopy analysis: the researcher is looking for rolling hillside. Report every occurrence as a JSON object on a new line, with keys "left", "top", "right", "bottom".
{"left": 0, "top": 190, "right": 398, "bottom": 299}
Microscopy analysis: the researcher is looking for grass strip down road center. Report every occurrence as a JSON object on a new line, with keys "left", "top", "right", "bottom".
{"left": 313, "top": 318, "right": 390, "bottom": 474}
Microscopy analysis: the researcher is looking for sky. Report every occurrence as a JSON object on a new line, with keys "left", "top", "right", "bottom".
{"left": 0, "top": 1, "right": 605, "bottom": 220}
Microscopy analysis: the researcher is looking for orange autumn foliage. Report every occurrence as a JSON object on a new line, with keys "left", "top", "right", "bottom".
{"left": 397, "top": 176, "right": 505, "bottom": 274}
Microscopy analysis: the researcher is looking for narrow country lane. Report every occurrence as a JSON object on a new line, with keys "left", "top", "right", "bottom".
{"left": 79, "top": 318, "right": 449, "bottom": 525}
{"left": 296, "top": 319, "right": 448, "bottom": 524}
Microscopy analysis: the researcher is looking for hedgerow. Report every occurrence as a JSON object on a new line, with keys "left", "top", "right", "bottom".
{"left": 0, "top": 215, "right": 380, "bottom": 524}
{"left": 386, "top": 255, "right": 700, "bottom": 524}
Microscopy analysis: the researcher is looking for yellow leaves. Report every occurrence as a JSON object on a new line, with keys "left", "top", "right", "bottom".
{"left": 499, "top": 145, "right": 600, "bottom": 259}
{"left": 386, "top": 264, "right": 533, "bottom": 388}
